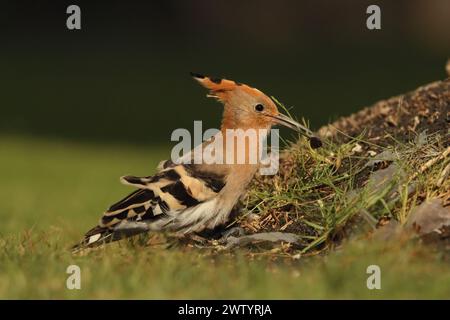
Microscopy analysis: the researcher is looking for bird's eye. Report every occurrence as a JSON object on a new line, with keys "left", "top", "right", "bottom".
{"left": 255, "top": 104, "right": 264, "bottom": 112}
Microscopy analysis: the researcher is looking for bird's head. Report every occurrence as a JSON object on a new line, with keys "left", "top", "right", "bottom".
{"left": 191, "top": 73, "right": 322, "bottom": 148}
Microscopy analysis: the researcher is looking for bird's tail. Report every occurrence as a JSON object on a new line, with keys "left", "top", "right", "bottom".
{"left": 71, "top": 222, "right": 150, "bottom": 254}
{"left": 71, "top": 225, "right": 114, "bottom": 254}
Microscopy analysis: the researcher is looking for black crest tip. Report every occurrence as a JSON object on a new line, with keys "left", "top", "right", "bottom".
{"left": 210, "top": 77, "right": 222, "bottom": 84}
{"left": 190, "top": 72, "right": 205, "bottom": 79}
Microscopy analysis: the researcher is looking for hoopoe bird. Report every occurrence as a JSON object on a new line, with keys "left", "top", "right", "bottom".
{"left": 72, "top": 73, "right": 321, "bottom": 252}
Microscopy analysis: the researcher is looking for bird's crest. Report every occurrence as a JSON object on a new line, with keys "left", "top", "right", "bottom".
{"left": 190, "top": 72, "right": 262, "bottom": 102}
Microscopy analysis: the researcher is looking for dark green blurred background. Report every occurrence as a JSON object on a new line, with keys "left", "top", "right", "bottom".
{"left": 1, "top": 0, "right": 449, "bottom": 146}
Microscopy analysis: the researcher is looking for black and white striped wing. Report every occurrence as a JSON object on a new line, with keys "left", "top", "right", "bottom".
{"left": 72, "top": 164, "right": 226, "bottom": 251}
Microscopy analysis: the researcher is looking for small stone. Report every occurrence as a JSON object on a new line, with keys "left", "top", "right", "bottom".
{"left": 351, "top": 143, "right": 363, "bottom": 153}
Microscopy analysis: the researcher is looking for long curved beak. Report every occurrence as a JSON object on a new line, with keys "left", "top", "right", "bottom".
{"left": 269, "top": 113, "right": 323, "bottom": 149}
{"left": 270, "top": 113, "right": 313, "bottom": 137}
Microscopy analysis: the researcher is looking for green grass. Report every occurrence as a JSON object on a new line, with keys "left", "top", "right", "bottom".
{"left": 0, "top": 135, "right": 449, "bottom": 299}
{"left": 241, "top": 125, "right": 450, "bottom": 255}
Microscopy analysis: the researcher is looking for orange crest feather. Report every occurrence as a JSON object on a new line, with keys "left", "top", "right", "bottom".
{"left": 190, "top": 72, "right": 252, "bottom": 102}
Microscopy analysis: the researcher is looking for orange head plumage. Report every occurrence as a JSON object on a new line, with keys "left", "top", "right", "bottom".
{"left": 191, "top": 73, "right": 322, "bottom": 148}
{"left": 191, "top": 72, "right": 281, "bottom": 131}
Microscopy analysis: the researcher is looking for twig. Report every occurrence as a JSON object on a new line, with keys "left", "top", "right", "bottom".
{"left": 409, "top": 146, "right": 450, "bottom": 181}
{"left": 437, "top": 163, "right": 450, "bottom": 187}
{"left": 280, "top": 220, "right": 293, "bottom": 231}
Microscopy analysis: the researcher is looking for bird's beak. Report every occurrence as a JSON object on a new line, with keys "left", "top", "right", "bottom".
{"left": 271, "top": 113, "right": 313, "bottom": 137}
{"left": 269, "top": 113, "right": 323, "bottom": 149}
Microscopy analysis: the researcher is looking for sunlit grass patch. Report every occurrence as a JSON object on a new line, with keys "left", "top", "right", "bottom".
{"left": 240, "top": 111, "right": 449, "bottom": 256}
{"left": 1, "top": 223, "right": 449, "bottom": 299}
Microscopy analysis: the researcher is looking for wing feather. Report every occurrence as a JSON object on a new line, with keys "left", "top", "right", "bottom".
{"left": 72, "top": 163, "right": 226, "bottom": 252}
